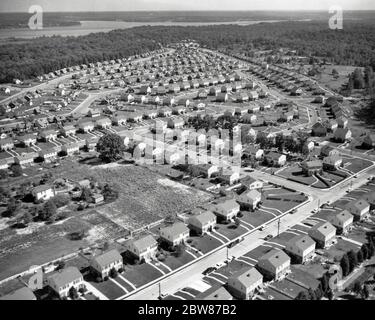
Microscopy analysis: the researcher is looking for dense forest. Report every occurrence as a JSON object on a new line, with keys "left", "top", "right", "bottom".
{"left": 1, "top": 19, "right": 375, "bottom": 83}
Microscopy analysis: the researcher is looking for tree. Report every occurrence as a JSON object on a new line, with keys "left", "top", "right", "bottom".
{"left": 109, "top": 267, "right": 118, "bottom": 278}
{"left": 0, "top": 186, "right": 10, "bottom": 202}
{"left": 352, "top": 68, "right": 365, "bottom": 89}
{"left": 10, "top": 164, "right": 23, "bottom": 177}
{"left": 347, "top": 250, "right": 358, "bottom": 273}
{"left": 314, "top": 285, "right": 323, "bottom": 300}
{"left": 3, "top": 198, "right": 19, "bottom": 217}
{"left": 340, "top": 254, "right": 350, "bottom": 277}
{"left": 368, "top": 239, "right": 375, "bottom": 257}
{"left": 357, "top": 249, "right": 364, "bottom": 264}
{"left": 68, "top": 286, "right": 79, "bottom": 300}
{"left": 308, "top": 288, "right": 317, "bottom": 300}
{"left": 361, "top": 244, "right": 369, "bottom": 261}
{"left": 96, "top": 133, "right": 126, "bottom": 163}
{"left": 102, "top": 184, "right": 118, "bottom": 202}
{"left": 22, "top": 212, "right": 33, "bottom": 226}
{"left": 362, "top": 285, "right": 370, "bottom": 299}
{"left": 0, "top": 169, "right": 8, "bottom": 180}
{"left": 352, "top": 281, "right": 362, "bottom": 296}
{"left": 332, "top": 68, "right": 339, "bottom": 77}
{"left": 80, "top": 187, "right": 92, "bottom": 202}
{"left": 321, "top": 272, "right": 330, "bottom": 294}
{"left": 56, "top": 260, "right": 65, "bottom": 271}
{"left": 39, "top": 200, "right": 57, "bottom": 222}
{"left": 295, "top": 291, "right": 309, "bottom": 300}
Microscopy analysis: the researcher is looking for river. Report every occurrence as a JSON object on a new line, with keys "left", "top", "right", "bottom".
{"left": 0, "top": 19, "right": 311, "bottom": 40}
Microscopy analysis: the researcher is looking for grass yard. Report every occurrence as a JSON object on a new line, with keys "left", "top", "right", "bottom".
{"left": 88, "top": 278, "right": 126, "bottom": 300}
{"left": 214, "top": 222, "right": 247, "bottom": 240}
{"left": 161, "top": 251, "right": 195, "bottom": 270}
{"left": 323, "top": 239, "right": 361, "bottom": 261}
{"left": 189, "top": 235, "right": 222, "bottom": 254}
{"left": 121, "top": 263, "right": 163, "bottom": 288}
{"left": 240, "top": 211, "right": 275, "bottom": 228}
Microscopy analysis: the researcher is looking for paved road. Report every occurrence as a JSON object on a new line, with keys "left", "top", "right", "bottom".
{"left": 127, "top": 162, "right": 375, "bottom": 300}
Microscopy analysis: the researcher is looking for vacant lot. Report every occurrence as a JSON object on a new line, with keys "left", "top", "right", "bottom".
{"left": 53, "top": 163, "right": 211, "bottom": 230}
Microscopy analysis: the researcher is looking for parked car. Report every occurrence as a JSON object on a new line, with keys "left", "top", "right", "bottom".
{"left": 202, "top": 267, "right": 217, "bottom": 275}
{"left": 264, "top": 234, "right": 273, "bottom": 241}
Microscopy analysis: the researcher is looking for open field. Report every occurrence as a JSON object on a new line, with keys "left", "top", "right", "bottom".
{"left": 0, "top": 161, "right": 211, "bottom": 281}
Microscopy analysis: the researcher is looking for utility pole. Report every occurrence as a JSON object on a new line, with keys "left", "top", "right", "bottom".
{"left": 158, "top": 282, "right": 161, "bottom": 298}
{"left": 277, "top": 218, "right": 281, "bottom": 237}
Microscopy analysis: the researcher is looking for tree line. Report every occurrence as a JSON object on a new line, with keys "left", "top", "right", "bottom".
{"left": 1, "top": 19, "right": 375, "bottom": 83}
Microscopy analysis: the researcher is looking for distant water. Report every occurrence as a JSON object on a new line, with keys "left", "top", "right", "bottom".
{"left": 0, "top": 19, "right": 311, "bottom": 41}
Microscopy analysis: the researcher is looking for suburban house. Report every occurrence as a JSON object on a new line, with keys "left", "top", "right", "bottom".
{"left": 345, "top": 199, "right": 370, "bottom": 221}
{"left": 40, "top": 130, "right": 58, "bottom": 141}
{"left": 256, "top": 249, "right": 291, "bottom": 281}
{"left": 159, "top": 222, "right": 190, "bottom": 247}
{"left": 311, "top": 122, "right": 327, "bottom": 137}
{"left": 334, "top": 128, "right": 352, "bottom": 142}
{"left": 328, "top": 210, "right": 354, "bottom": 234}
{"left": 213, "top": 199, "right": 240, "bottom": 221}
{"left": 242, "top": 113, "right": 257, "bottom": 124}
{"left": 14, "top": 153, "right": 37, "bottom": 166}
{"left": 47, "top": 266, "right": 84, "bottom": 298}
{"left": 125, "top": 235, "right": 158, "bottom": 262}
{"left": 78, "top": 120, "right": 94, "bottom": 133}
{"left": 249, "top": 91, "right": 259, "bottom": 100}
{"left": 280, "top": 111, "right": 294, "bottom": 122}
{"left": 219, "top": 170, "right": 240, "bottom": 185}
{"left": 18, "top": 134, "right": 37, "bottom": 146}
{"left": 90, "top": 249, "right": 123, "bottom": 279}
{"left": 308, "top": 221, "right": 337, "bottom": 249}
{"left": 337, "top": 116, "right": 348, "bottom": 128}
{"left": 362, "top": 191, "right": 375, "bottom": 209}
{"left": 324, "top": 120, "right": 338, "bottom": 132}
{"left": 113, "top": 113, "right": 127, "bottom": 126}
{"left": 216, "top": 93, "right": 228, "bottom": 102}
{"left": 237, "top": 190, "right": 262, "bottom": 211}
{"left": 158, "top": 108, "right": 173, "bottom": 117}
{"left": 32, "top": 184, "right": 55, "bottom": 201}
{"left": 125, "top": 112, "right": 143, "bottom": 123}
{"left": 362, "top": 134, "right": 375, "bottom": 149}
{"left": 192, "top": 164, "right": 219, "bottom": 178}
{"left": 323, "top": 155, "right": 343, "bottom": 171}
{"left": 264, "top": 152, "right": 286, "bottom": 167}
{"left": 242, "top": 176, "right": 263, "bottom": 190}
{"left": 0, "top": 138, "right": 14, "bottom": 151}
{"left": 61, "top": 125, "right": 76, "bottom": 137}
{"left": 243, "top": 145, "right": 264, "bottom": 160}
{"left": 39, "top": 148, "right": 58, "bottom": 162}
{"left": 301, "top": 160, "right": 323, "bottom": 176}
{"left": 95, "top": 117, "right": 112, "bottom": 129}
{"left": 285, "top": 235, "right": 316, "bottom": 264}
{"left": 62, "top": 142, "right": 80, "bottom": 156}
{"left": 227, "top": 267, "right": 263, "bottom": 300}
{"left": 195, "top": 286, "right": 233, "bottom": 300}
{"left": 320, "top": 145, "right": 340, "bottom": 157}
{"left": 167, "top": 117, "right": 184, "bottom": 129}
{"left": 0, "top": 287, "right": 37, "bottom": 300}
{"left": 188, "top": 210, "right": 217, "bottom": 235}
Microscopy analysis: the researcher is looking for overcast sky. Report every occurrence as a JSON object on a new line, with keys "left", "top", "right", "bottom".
{"left": 1, "top": 0, "right": 374, "bottom": 12}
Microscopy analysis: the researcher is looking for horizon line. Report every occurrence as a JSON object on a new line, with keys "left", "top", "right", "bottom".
{"left": 1, "top": 9, "right": 375, "bottom": 13}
